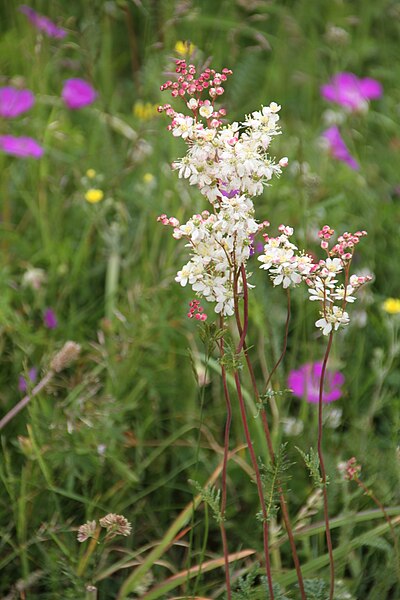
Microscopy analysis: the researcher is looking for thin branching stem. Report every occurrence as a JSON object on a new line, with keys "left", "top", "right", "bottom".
{"left": 234, "top": 285, "right": 306, "bottom": 599}
{"left": 318, "top": 331, "right": 335, "bottom": 600}
{"left": 233, "top": 369, "right": 275, "bottom": 599}
{"left": 218, "top": 316, "right": 232, "bottom": 600}
{"left": 232, "top": 266, "right": 274, "bottom": 599}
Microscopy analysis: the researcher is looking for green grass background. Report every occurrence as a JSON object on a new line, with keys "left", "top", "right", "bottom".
{"left": 0, "top": 0, "right": 399, "bottom": 597}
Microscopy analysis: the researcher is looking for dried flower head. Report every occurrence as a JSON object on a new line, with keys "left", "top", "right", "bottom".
{"left": 77, "top": 520, "right": 97, "bottom": 542}
{"left": 50, "top": 341, "right": 81, "bottom": 373}
{"left": 99, "top": 513, "right": 132, "bottom": 538}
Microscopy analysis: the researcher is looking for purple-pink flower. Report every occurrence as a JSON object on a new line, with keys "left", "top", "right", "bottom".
{"left": 322, "top": 126, "right": 359, "bottom": 170}
{"left": 288, "top": 361, "right": 345, "bottom": 404}
{"left": 0, "top": 87, "right": 35, "bottom": 118}
{"left": 18, "top": 367, "right": 38, "bottom": 393}
{"left": 62, "top": 79, "right": 98, "bottom": 110}
{"left": 19, "top": 5, "right": 67, "bottom": 39}
{"left": 321, "top": 72, "right": 382, "bottom": 112}
{"left": 0, "top": 135, "right": 43, "bottom": 159}
{"left": 44, "top": 308, "right": 58, "bottom": 329}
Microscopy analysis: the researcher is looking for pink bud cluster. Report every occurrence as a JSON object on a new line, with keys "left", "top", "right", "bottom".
{"left": 187, "top": 299, "right": 207, "bottom": 321}
{"left": 158, "top": 61, "right": 232, "bottom": 129}
{"left": 157, "top": 213, "right": 180, "bottom": 227}
{"left": 331, "top": 230, "right": 368, "bottom": 260}
{"left": 160, "top": 60, "right": 232, "bottom": 100}
{"left": 343, "top": 457, "right": 361, "bottom": 481}
{"left": 318, "top": 225, "right": 368, "bottom": 259}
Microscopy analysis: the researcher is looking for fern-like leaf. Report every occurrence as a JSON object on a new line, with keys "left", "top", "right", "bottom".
{"left": 296, "top": 446, "right": 328, "bottom": 489}
{"left": 189, "top": 480, "right": 224, "bottom": 524}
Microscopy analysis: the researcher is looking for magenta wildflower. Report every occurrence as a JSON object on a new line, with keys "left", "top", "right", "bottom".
{"left": 19, "top": 5, "right": 66, "bottom": 39}
{"left": 18, "top": 367, "right": 38, "bottom": 392}
{"left": 44, "top": 308, "right": 58, "bottom": 329}
{"left": 288, "top": 361, "right": 345, "bottom": 404}
{"left": 322, "top": 126, "right": 359, "bottom": 170}
{"left": 62, "top": 79, "right": 97, "bottom": 110}
{"left": 0, "top": 87, "right": 35, "bottom": 118}
{"left": 0, "top": 135, "right": 43, "bottom": 159}
{"left": 321, "top": 72, "right": 382, "bottom": 112}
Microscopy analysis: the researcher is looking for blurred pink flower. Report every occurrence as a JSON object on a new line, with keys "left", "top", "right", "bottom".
{"left": 19, "top": 5, "right": 66, "bottom": 39}
{"left": 288, "top": 361, "right": 345, "bottom": 404}
{"left": 0, "top": 135, "right": 43, "bottom": 158}
{"left": 0, "top": 87, "right": 35, "bottom": 118}
{"left": 62, "top": 79, "right": 97, "bottom": 110}
{"left": 321, "top": 72, "right": 382, "bottom": 112}
{"left": 18, "top": 367, "right": 38, "bottom": 393}
{"left": 322, "top": 126, "right": 359, "bottom": 170}
{"left": 44, "top": 308, "right": 58, "bottom": 329}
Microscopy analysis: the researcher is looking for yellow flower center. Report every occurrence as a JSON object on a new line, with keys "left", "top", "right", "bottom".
{"left": 382, "top": 298, "right": 400, "bottom": 314}
{"left": 85, "top": 188, "right": 104, "bottom": 204}
{"left": 174, "top": 40, "right": 196, "bottom": 56}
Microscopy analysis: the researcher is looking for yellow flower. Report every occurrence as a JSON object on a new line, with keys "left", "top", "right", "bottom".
{"left": 86, "top": 168, "right": 96, "bottom": 179}
{"left": 174, "top": 40, "right": 196, "bottom": 56}
{"left": 133, "top": 101, "right": 159, "bottom": 121}
{"left": 143, "top": 173, "right": 154, "bottom": 184}
{"left": 382, "top": 298, "right": 400, "bottom": 315}
{"left": 85, "top": 188, "right": 104, "bottom": 204}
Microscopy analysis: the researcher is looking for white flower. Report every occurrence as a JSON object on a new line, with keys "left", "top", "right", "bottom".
{"left": 172, "top": 114, "right": 194, "bottom": 139}
{"left": 315, "top": 306, "right": 350, "bottom": 335}
{"left": 199, "top": 104, "right": 214, "bottom": 119}
{"left": 324, "top": 257, "right": 343, "bottom": 274}
{"left": 270, "top": 262, "right": 302, "bottom": 288}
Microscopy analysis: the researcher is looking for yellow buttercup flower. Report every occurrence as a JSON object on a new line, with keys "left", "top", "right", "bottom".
{"left": 133, "top": 101, "right": 158, "bottom": 121}
{"left": 382, "top": 298, "right": 400, "bottom": 315}
{"left": 86, "top": 168, "right": 96, "bottom": 179}
{"left": 143, "top": 173, "right": 154, "bottom": 184}
{"left": 174, "top": 40, "right": 196, "bottom": 56}
{"left": 85, "top": 188, "right": 104, "bottom": 204}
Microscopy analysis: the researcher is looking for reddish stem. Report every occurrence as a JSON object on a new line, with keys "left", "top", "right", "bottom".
{"left": 317, "top": 331, "right": 335, "bottom": 600}
{"left": 233, "top": 369, "right": 275, "bottom": 599}
{"left": 235, "top": 265, "right": 249, "bottom": 354}
{"left": 235, "top": 288, "right": 306, "bottom": 600}
{"left": 218, "top": 319, "right": 232, "bottom": 599}
{"left": 231, "top": 266, "right": 274, "bottom": 598}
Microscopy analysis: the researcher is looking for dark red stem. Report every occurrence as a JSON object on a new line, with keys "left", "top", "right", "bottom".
{"left": 318, "top": 331, "right": 335, "bottom": 600}
{"left": 233, "top": 369, "right": 275, "bottom": 599}
{"left": 219, "top": 317, "right": 232, "bottom": 599}
{"left": 235, "top": 286, "right": 306, "bottom": 599}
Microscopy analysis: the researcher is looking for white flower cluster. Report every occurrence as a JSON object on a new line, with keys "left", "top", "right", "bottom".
{"left": 258, "top": 225, "right": 313, "bottom": 288}
{"left": 258, "top": 226, "right": 371, "bottom": 336}
{"left": 159, "top": 196, "right": 258, "bottom": 316}
{"left": 307, "top": 265, "right": 369, "bottom": 335}
{"left": 172, "top": 102, "right": 286, "bottom": 203}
